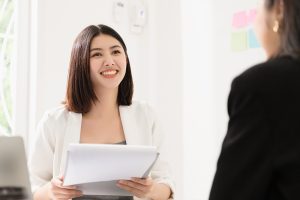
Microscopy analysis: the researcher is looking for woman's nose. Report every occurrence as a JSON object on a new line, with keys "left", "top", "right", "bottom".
{"left": 103, "top": 54, "right": 115, "bottom": 66}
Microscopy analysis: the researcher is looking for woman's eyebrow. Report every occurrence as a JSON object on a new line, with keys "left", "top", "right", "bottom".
{"left": 90, "top": 45, "right": 122, "bottom": 52}
{"left": 90, "top": 48, "right": 102, "bottom": 52}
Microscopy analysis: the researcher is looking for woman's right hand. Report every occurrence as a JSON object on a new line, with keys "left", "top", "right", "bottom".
{"left": 47, "top": 177, "right": 83, "bottom": 200}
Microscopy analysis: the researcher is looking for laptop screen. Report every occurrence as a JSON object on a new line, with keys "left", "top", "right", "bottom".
{"left": 0, "top": 136, "right": 32, "bottom": 200}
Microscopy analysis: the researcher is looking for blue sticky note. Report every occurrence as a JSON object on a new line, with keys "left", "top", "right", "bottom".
{"left": 248, "top": 29, "right": 260, "bottom": 48}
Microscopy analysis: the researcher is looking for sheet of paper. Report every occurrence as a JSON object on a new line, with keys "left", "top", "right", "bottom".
{"left": 63, "top": 144, "right": 159, "bottom": 195}
{"left": 76, "top": 180, "right": 132, "bottom": 196}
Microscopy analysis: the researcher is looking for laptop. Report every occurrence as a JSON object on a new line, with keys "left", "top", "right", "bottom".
{"left": 0, "top": 136, "right": 32, "bottom": 200}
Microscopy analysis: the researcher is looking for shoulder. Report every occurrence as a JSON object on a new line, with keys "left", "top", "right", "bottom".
{"left": 121, "top": 100, "right": 155, "bottom": 112}
{"left": 120, "top": 100, "right": 157, "bottom": 121}
{"left": 232, "top": 56, "right": 300, "bottom": 93}
{"left": 38, "top": 105, "right": 76, "bottom": 127}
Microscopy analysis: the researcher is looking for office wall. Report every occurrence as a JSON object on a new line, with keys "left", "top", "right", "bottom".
{"left": 181, "top": 1, "right": 215, "bottom": 199}
{"left": 29, "top": 0, "right": 183, "bottom": 199}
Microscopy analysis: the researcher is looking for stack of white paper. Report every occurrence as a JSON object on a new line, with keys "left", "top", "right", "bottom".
{"left": 63, "top": 144, "right": 159, "bottom": 196}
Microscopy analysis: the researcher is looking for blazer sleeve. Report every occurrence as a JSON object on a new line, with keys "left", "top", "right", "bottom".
{"left": 28, "top": 112, "right": 55, "bottom": 193}
{"left": 209, "top": 76, "right": 273, "bottom": 200}
{"left": 145, "top": 104, "right": 175, "bottom": 198}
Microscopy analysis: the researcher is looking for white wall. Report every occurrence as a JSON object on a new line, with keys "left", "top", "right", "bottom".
{"left": 181, "top": 1, "right": 216, "bottom": 199}
{"left": 28, "top": 0, "right": 183, "bottom": 199}
{"left": 150, "top": 1, "right": 183, "bottom": 199}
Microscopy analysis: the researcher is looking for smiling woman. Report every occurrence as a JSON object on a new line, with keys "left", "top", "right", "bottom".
{"left": 0, "top": 0, "right": 16, "bottom": 135}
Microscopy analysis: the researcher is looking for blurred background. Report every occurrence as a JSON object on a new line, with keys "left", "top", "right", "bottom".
{"left": 0, "top": 0, "right": 265, "bottom": 199}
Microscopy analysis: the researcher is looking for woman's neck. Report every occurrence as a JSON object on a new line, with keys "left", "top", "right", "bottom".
{"left": 84, "top": 88, "right": 119, "bottom": 119}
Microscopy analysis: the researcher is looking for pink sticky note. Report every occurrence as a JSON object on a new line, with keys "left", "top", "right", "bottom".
{"left": 247, "top": 9, "right": 257, "bottom": 25}
{"left": 232, "top": 11, "right": 248, "bottom": 28}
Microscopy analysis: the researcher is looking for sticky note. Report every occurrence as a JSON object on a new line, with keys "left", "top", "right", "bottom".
{"left": 232, "top": 11, "right": 248, "bottom": 28}
{"left": 247, "top": 9, "right": 257, "bottom": 25}
{"left": 231, "top": 31, "right": 248, "bottom": 52}
{"left": 248, "top": 29, "right": 260, "bottom": 48}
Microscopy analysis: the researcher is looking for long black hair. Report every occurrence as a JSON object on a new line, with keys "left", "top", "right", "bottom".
{"left": 65, "top": 24, "right": 134, "bottom": 113}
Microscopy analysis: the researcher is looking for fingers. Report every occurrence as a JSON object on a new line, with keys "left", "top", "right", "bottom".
{"left": 116, "top": 182, "right": 145, "bottom": 198}
{"left": 52, "top": 177, "right": 77, "bottom": 190}
{"left": 118, "top": 180, "right": 146, "bottom": 192}
{"left": 117, "top": 177, "right": 154, "bottom": 198}
{"left": 50, "top": 177, "right": 83, "bottom": 200}
{"left": 51, "top": 187, "right": 82, "bottom": 200}
{"left": 130, "top": 177, "right": 152, "bottom": 186}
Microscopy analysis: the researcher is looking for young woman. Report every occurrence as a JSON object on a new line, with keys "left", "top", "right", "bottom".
{"left": 29, "top": 24, "right": 174, "bottom": 200}
{"left": 209, "top": 0, "right": 300, "bottom": 199}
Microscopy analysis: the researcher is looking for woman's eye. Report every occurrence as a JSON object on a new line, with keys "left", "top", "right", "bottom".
{"left": 112, "top": 50, "right": 121, "bottom": 55}
{"left": 91, "top": 52, "right": 102, "bottom": 57}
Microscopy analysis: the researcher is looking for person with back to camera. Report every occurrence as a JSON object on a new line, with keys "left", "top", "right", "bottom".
{"left": 209, "top": 0, "right": 300, "bottom": 199}
{"left": 28, "top": 24, "right": 174, "bottom": 200}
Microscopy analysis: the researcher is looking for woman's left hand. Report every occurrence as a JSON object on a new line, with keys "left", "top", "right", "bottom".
{"left": 117, "top": 176, "right": 155, "bottom": 199}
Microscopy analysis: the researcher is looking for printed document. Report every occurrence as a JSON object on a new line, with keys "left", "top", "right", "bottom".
{"left": 63, "top": 144, "right": 159, "bottom": 196}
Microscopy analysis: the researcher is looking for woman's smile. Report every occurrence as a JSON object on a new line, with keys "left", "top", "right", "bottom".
{"left": 100, "top": 69, "right": 119, "bottom": 78}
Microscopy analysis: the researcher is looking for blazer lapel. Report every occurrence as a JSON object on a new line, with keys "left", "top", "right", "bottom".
{"left": 119, "top": 105, "right": 143, "bottom": 145}
{"left": 59, "top": 112, "right": 82, "bottom": 175}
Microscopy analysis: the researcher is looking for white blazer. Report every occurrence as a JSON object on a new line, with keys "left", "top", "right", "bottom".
{"left": 28, "top": 101, "right": 174, "bottom": 199}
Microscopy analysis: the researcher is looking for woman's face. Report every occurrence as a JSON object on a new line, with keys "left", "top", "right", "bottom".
{"left": 254, "top": 0, "right": 280, "bottom": 57}
{"left": 89, "top": 34, "right": 127, "bottom": 91}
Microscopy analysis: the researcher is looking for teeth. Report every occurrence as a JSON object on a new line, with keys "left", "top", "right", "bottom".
{"left": 101, "top": 70, "right": 117, "bottom": 75}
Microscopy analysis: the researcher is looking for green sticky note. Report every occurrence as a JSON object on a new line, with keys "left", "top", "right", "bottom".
{"left": 231, "top": 31, "right": 248, "bottom": 52}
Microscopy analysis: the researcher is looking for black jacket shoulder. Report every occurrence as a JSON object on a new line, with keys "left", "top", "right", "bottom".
{"left": 231, "top": 56, "right": 300, "bottom": 95}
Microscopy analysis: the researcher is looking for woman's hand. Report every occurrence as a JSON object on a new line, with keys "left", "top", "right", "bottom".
{"left": 47, "top": 177, "right": 83, "bottom": 200}
{"left": 117, "top": 177, "right": 155, "bottom": 199}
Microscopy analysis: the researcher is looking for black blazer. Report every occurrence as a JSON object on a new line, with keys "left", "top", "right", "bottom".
{"left": 209, "top": 56, "right": 300, "bottom": 200}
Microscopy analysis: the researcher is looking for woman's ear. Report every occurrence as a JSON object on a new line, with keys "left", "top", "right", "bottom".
{"left": 270, "top": 0, "right": 284, "bottom": 33}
